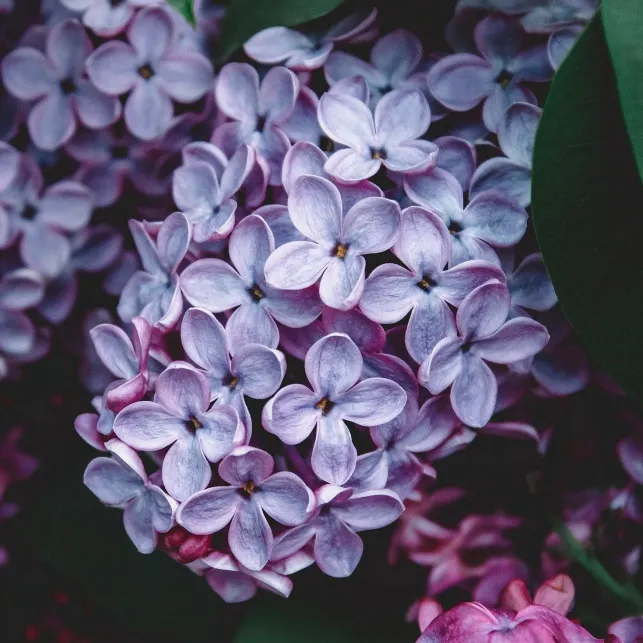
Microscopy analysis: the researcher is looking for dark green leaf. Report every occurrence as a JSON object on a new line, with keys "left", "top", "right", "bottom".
{"left": 603, "top": 0, "right": 643, "bottom": 181}
{"left": 532, "top": 16, "right": 643, "bottom": 403}
{"left": 219, "top": 0, "right": 346, "bottom": 60}
{"left": 168, "top": 0, "right": 196, "bottom": 25}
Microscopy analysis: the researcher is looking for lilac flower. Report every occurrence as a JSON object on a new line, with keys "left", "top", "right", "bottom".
{"left": 609, "top": 616, "right": 643, "bottom": 643}
{"left": 520, "top": 0, "right": 597, "bottom": 34}
{"left": 404, "top": 168, "right": 528, "bottom": 267}
{"left": 500, "top": 250, "right": 557, "bottom": 315}
{"left": 244, "top": 9, "right": 377, "bottom": 71}
{"left": 318, "top": 89, "right": 436, "bottom": 181}
{"left": 84, "top": 439, "right": 176, "bottom": 553}
{"left": 548, "top": 25, "right": 583, "bottom": 70}
{"left": 86, "top": 6, "right": 214, "bottom": 140}
{"left": 177, "top": 446, "right": 312, "bottom": 571}
{"left": 0, "top": 143, "right": 18, "bottom": 193}
{"left": 213, "top": 64, "right": 298, "bottom": 185}
{"left": 419, "top": 280, "right": 549, "bottom": 427}
{"left": 271, "top": 484, "right": 404, "bottom": 577}
{"left": 0, "top": 310, "right": 36, "bottom": 380}
{"left": 59, "top": 0, "right": 160, "bottom": 37}
{"left": 0, "top": 268, "right": 45, "bottom": 312}
{"left": 427, "top": 15, "right": 551, "bottom": 132}
{"left": 470, "top": 103, "right": 540, "bottom": 208}
{"left": 263, "top": 332, "right": 407, "bottom": 484}
{"left": 264, "top": 175, "right": 401, "bottom": 310}
{"left": 434, "top": 136, "right": 477, "bottom": 192}
{"left": 180, "top": 306, "right": 286, "bottom": 432}
{"left": 360, "top": 206, "right": 505, "bottom": 363}
{"left": 180, "top": 215, "right": 321, "bottom": 349}
{"left": 113, "top": 363, "right": 239, "bottom": 501}
{"left": 2, "top": 20, "right": 120, "bottom": 150}
{"left": 117, "top": 212, "right": 190, "bottom": 330}
{"left": 172, "top": 145, "right": 255, "bottom": 242}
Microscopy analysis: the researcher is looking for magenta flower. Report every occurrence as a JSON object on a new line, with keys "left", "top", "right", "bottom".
{"left": 609, "top": 616, "right": 643, "bottom": 643}
{"left": 360, "top": 206, "right": 505, "bottom": 363}
{"left": 113, "top": 363, "right": 240, "bottom": 501}
{"left": 86, "top": 6, "right": 214, "bottom": 140}
{"left": 213, "top": 64, "right": 298, "bottom": 185}
{"left": 59, "top": 0, "right": 160, "bottom": 37}
{"left": 84, "top": 439, "right": 176, "bottom": 553}
{"left": 271, "top": 484, "right": 404, "bottom": 578}
{"left": 177, "top": 446, "right": 312, "bottom": 571}
{"left": 180, "top": 214, "right": 321, "bottom": 349}
{"left": 264, "top": 175, "right": 401, "bottom": 310}
{"left": 180, "top": 306, "right": 286, "bottom": 432}
{"left": 2, "top": 20, "right": 120, "bottom": 150}
{"left": 318, "top": 89, "right": 436, "bottom": 181}
{"left": 263, "top": 332, "right": 407, "bottom": 484}
{"left": 427, "top": 15, "right": 551, "bottom": 132}
{"left": 419, "top": 280, "right": 549, "bottom": 427}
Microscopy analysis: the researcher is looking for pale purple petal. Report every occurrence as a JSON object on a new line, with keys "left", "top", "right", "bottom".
{"left": 271, "top": 523, "right": 316, "bottom": 562}
{"left": 548, "top": 27, "right": 582, "bottom": 70}
{"left": 90, "top": 324, "right": 137, "bottom": 379}
{"left": 324, "top": 148, "right": 380, "bottom": 182}
{"left": 312, "top": 415, "right": 357, "bottom": 485}
{"left": 407, "top": 293, "right": 457, "bottom": 363}
{"left": 262, "top": 384, "right": 318, "bottom": 444}
{"left": 419, "top": 336, "right": 464, "bottom": 394}
{"left": 162, "top": 435, "right": 211, "bottom": 501}
{"left": 86, "top": 41, "right": 138, "bottom": 94}
{"left": 403, "top": 168, "right": 463, "bottom": 223}
{"left": 343, "top": 197, "right": 400, "bottom": 254}
{"left": 469, "top": 158, "right": 532, "bottom": 208}
{"left": 226, "top": 304, "right": 279, "bottom": 350}
{"left": 509, "top": 44, "right": 552, "bottom": 82}
{"left": 360, "top": 264, "right": 419, "bottom": 323}
{"left": 337, "top": 377, "right": 406, "bottom": 425}
{"left": 333, "top": 489, "right": 404, "bottom": 530}
{"left": 219, "top": 447, "right": 274, "bottom": 486}
{"left": 510, "top": 253, "right": 557, "bottom": 311}
{"left": 113, "top": 400, "right": 184, "bottom": 450}
{"left": 474, "top": 317, "right": 550, "bottom": 364}
{"left": 154, "top": 364, "right": 209, "bottom": 418}
{"left": 324, "top": 51, "right": 387, "bottom": 88}
{"left": 319, "top": 254, "right": 365, "bottom": 310}
{"left": 181, "top": 259, "right": 248, "bottom": 311}
{"left": 21, "top": 226, "right": 70, "bottom": 278}
{"left": 234, "top": 344, "right": 285, "bottom": 398}
{"left": 318, "top": 93, "right": 374, "bottom": 150}
{"left": 158, "top": 211, "right": 190, "bottom": 271}
{"left": 256, "top": 472, "right": 310, "bottom": 525}
{"left": 180, "top": 307, "right": 230, "bottom": 378}
{"left": 74, "top": 80, "right": 121, "bottom": 129}
{"left": 47, "top": 19, "right": 91, "bottom": 78}
{"left": 259, "top": 66, "right": 298, "bottom": 124}
{"left": 157, "top": 52, "right": 214, "bottom": 102}
{"left": 437, "top": 260, "right": 506, "bottom": 305}
{"left": 0, "top": 268, "right": 45, "bottom": 310}
{"left": 384, "top": 140, "right": 438, "bottom": 174}
{"left": 435, "top": 136, "right": 477, "bottom": 191}
{"left": 314, "top": 514, "right": 363, "bottom": 577}
{"left": 127, "top": 6, "right": 173, "bottom": 62}
{"left": 244, "top": 27, "right": 314, "bottom": 65}
{"left": 28, "top": 93, "right": 76, "bottom": 150}
{"left": 456, "top": 280, "right": 510, "bottom": 339}
{"left": 262, "top": 287, "right": 322, "bottom": 328}
{"left": 482, "top": 83, "right": 537, "bottom": 133}
{"left": 124, "top": 82, "right": 173, "bottom": 140}
{"left": 264, "top": 241, "right": 331, "bottom": 290}
{"left": 451, "top": 354, "right": 497, "bottom": 427}
{"left": 229, "top": 498, "right": 273, "bottom": 571}
{"left": 220, "top": 144, "right": 255, "bottom": 202}
{"left": 532, "top": 344, "right": 589, "bottom": 396}
{"left": 83, "top": 457, "right": 143, "bottom": 506}
{"left": 177, "top": 486, "right": 240, "bottom": 534}
{"left": 281, "top": 141, "right": 326, "bottom": 193}
{"left": 2, "top": 48, "right": 56, "bottom": 100}
{"left": 322, "top": 307, "right": 385, "bottom": 354}
{"left": 371, "top": 28, "right": 422, "bottom": 83}
{"left": 305, "top": 332, "right": 362, "bottom": 397}
{"left": 374, "top": 89, "right": 430, "bottom": 145}
{"left": 38, "top": 181, "right": 93, "bottom": 231}
{"left": 498, "top": 102, "right": 540, "bottom": 167}
{"left": 215, "top": 63, "right": 259, "bottom": 123}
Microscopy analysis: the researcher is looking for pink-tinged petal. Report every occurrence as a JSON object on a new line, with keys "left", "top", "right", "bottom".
{"left": 451, "top": 354, "right": 497, "bottom": 427}
{"left": 75, "top": 413, "right": 106, "bottom": 451}
{"left": 418, "top": 336, "right": 464, "bottom": 394}
{"left": 312, "top": 415, "right": 357, "bottom": 485}
{"left": 264, "top": 241, "right": 331, "bottom": 290}
{"left": 157, "top": 52, "right": 213, "bottom": 102}
{"left": 177, "top": 486, "right": 240, "bottom": 534}
{"left": 435, "top": 135, "right": 477, "bottom": 191}
{"left": 127, "top": 6, "right": 173, "bottom": 62}
{"left": 324, "top": 148, "right": 380, "bottom": 182}
{"left": 256, "top": 472, "right": 310, "bottom": 525}
{"left": 0, "top": 268, "right": 44, "bottom": 310}
{"left": 155, "top": 364, "right": 209, "bottom": 418}
{"left": 124, "top": 82, "right": 173, "bottom": 141}
{"left": 437, "top": 260, "right": 506, "bottom": 306}
{"left": 371, "top": 28, "right": 422, "bottom": 82}
{"left": 86, "top": 41, "right": 138, "bottom": 94}
{"left": 359, "top": 261, "right": 420, "bottom": 323}
{"left": 229, "top": 498, "right": 273, "bottom": 571}
{"left": 322, "top": 307, "right": 385, "bottom": 353}
{"left": 234, "top": 343, "right": 285, "bottom": 398}
{"left": 281, "top": 141, "right": 326, "bottom": 193}
{"left": 533, "top": 574, "right": 575, "bottom": 615}
{"left": 244, "top": 26, "right": 313, "bottom": 65}
{"left": 113, "top": 400, "right": 184, "bottom": 450}
{"left": 375, "top": 89, "right": 431, "bottom": 145}
{"left": 39, "top": 180, "right": 93, "bottom": 231}
{"left": 407, "top": 293, "right": 457, "bottom": 363}
{"left": 28, "top": 93, "right": 75, "bottom": 150}
{"left": 334, "top": 489, "right": 404, "bottom": 530}
{"left": 74, "top": 80, "right": 121, "bottom": 129}
{"left": 609, "top": 616, "right": 643, "bottom": 643}
{"left": 314, "top": 514, "right": 363, "bottom": 577}
{"left": 306, "top": 332, "right": 362, "bottom": 397}
{"left": 2, "top": 48, "right": 56, "bottom": 100}
{"left": 318, "top": 92, "right": 374, "bottom": 150}
{"left": 319, "top": 254, "right": 365, "bottom": 310}
{"left": 338, "top": 377, "right": 407, "bottom": 425}
{"left": 206, "top": 569, "right": 257, "bottom": 603}
{"left": 180, "top": 259, "right": 247, "bottom": 312}
{"left": 482, "top": 82, "right": 537, "bottom": 133}
{"left": 403, "top": 167, "right": 463, "bottom": 223}
{"left": 219, "top": 446, "right": 274, "bottom": 486}
{"left": 271, "top": 523, "right": 316, "bottom": 561}
{"left": 480, "top": 421, "right": 539, "bottom": 441}
{"left": 510, "top": 253, "right": 556, "bottom": 311}
{"left": 90, "top": 324, "right": 137, "bottom": 379}
{"left": 457, "top": 280, "right": 509, "bottom": 340}
{"left": 162, "top": 435, "right": 211, "bottom": 501}
{"left": 180, "top": 307, "right": 230, "bottom": 378}
{"left": 427, "top": 53, "right": 494, "bottom": 111}
{"left": 343, "top": 197, "right": 400, "bottom": 254}
{"left": 263, "top": 287, "right": 322, "bottom": 328}
{"left": 106, "top": 373, "right": 148, "bottom": 414}
{"left": 227, "top": 304, "right": 279, "bottom": 350}
{"left": 215, "top": 62, "right": 259, "bottom": 123}
{"left": 259, "top": 66, "right": 298, "bottom": 124}
{"left": 83, "top": 456, "right": 143, "bottom": 506}
{"left": 474, "top": 317, "right": 550, "bottom": 364}
{"left": 469, "top": 157, "right": 532, "bottom": 208}
{"left": 618, "top": 436, "right": 643, "bottom": 485}
{"left": 21, "top": 226, "right": 70, "bottom": 278}
{"left": 262, "top": 383, "right": 318, "bottom": 444}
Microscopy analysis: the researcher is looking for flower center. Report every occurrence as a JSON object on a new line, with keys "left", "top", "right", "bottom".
{"left": 223, "top": 373, "right": 239, "bottom": 390}
{"left": 417, "top": 274, "right": 437, "bottom": 292}
{"left": 461, "top": 341, "right": 472, "bottom": 353}
{"left": 315, "top": 397, "right": 335, "bottom": 415}
{"left": 138, "top": 63, "right": 155, "bottom": 80}
{"left": 109, "top": 0, "right": 125, "bottom": 6}
{"left": 448, "top": 220, "right": 462, "bottom": 235}
{"left": 319, "top": 135, "right": 335, "bottom": 153}
{"left": 112, "top": 144, "right": 129, "bottom": 160}
{"left": 248, "top": 284, "right": 265, "bottom": 302}
{"left": 370, "top": 146, "right": 387, "bottom": 160}
{"left": 333, "top": 242, "right": 348, "bottom": 259}
{"left": 241, "top": 480, "right": 255, "bottom": 496}
{"left": 495, "top": 69, "right": 513, "bottom": 87}
{"left": 60, "top": 77, "right": 76, "bottom": 95}
{"left": 22, "top": 204, "right": 38, "bottom": 221}
{"left": 256, "top": 114, "right": 267, "bottom": 133}
{"left": 187, "top": 415, "right": 202, "bottom": 432}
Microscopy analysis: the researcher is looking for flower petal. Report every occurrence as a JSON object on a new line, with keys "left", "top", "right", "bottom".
{"left": 359, "top": 263, "right": 418, "bottom": 324}
{"left": 451, "top": 353, "right": 497, "bottom": 427}
{"left": 256, "top": 472, "right": 310, "bottom": 525}
{"left": 333, "top": 489, "right": 404, "bottom": 530}
{"left": 510, "top": 253, "right": 557, "bottom": 311}
{"left": 113, "top": 400, "right": 185, "bottom": 450}
{"left": 83, "top": 456, "right": 143, "bottom": 506}
{"left": 437, "top": 260, "right": 506, "bottom": 306}
{"left": 90, "top": 323, "right": 137, "bottom": 379}
{"left": 127, "top": 6, "right": 173, "bottom": 62}
{"left": 469, "top": 157, "right": 532, "bottom": 208}
{"left": 281, "top": 141, "right": 326, "bottom": 193}
{"left": 2, "top": 48, "right": 56, "bottom": 100}
{"left": 418, "top": 336, "right": 464, "bottom": 395}
{"left": 180, "top": 307, "right": 231, "bottom": 379}
{"left": 215, "top": 62, "right": 259, "bottom": 123}
{"left": 324, "top": 148, "right": 380, "bottom": 182}
{"left": 319, "top": 254, "right": 365, "bottom": 310}
{"left": 473, "top": 317, "right": 550, "bottom": 364}
{"left": 371, "top": 28, "right": 422, "bottom": 83}
{"left": 311, "top": 415, "right": 357, "bottom": 485}
{"left": 456, "top": 280, "right": 510, "bottom": 340}
{"left": 264, "top": 241, "right": 331, "bottom": 290}
{"left": 406, "top": 292, "right": 457, "bottom": 363}
{"left": 343, "top": 197, "right": 400, "bottom": 254}
{"left": 244, "top": 27, "right": 314, "bottom": 65}
{"left": 318, "top": 92, "right": 374, "bottom": 150}
{"left": 305, "top": 332, "right": 362, "bottom": 397}
{"left": 314, "top": 514, "right": 363, "bottom": 577}
{"left": 154, "top": 364, "right": 209, "bottom": 418}
{"left": 229, "top": 498, "right": 273, "bottom": 571}
{"left": 177, "top": 486, "right": 240, "bottom": 534}
{"left": 262, "top": 384, "right": 318, "bottom": 444}
{"left": 28, "top": 93, "right": 75, "bottom": 150}
{"left": 374, "top": 89, "right": 430, "bottom": 145}
{"left": 157, "top": 51, "right": 213, "bottom": 102}
{"left": 337, "top": 377, "right": 407, "bottom": 425}
{"left": 21, "top": 225, "right": 70, "bottom": 278}
{"left": 259, "top": 66, "right": 298, "bottom": 124}
{"left": 180, "top": 259, "right": 247, "bottom": 312}
{"left": 162, "top": 435, "right": 211, "bottom": 501}
{"left": 234, "top": 343, "right": 285, "bottom": 398}
{"left": 86, "top": 41, "right": 138, "bottom": 94}
{"left": 124, "top": 81, "right": 173, "bottom": 141}
{"left": 219, "top": 446, "right": 274, "bottom": 486}
{"left": 226, "top": 303, "right": 279, "bottom": 350}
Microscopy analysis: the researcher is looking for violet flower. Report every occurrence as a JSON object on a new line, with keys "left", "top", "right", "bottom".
{"left": 0, "top": 143, "right": 18, "bottom": 193}
{"left": 2, "top": 19, "right": 120, "bottom": 150}
{"left": 84, "top": 439, "right": 176, "bottom": 553}
{"left": 0, "top": 309, "right": 36, "bottom": 380}
{"left": 86, "top": 6, "right": 214, "bottom": 140}
{"left": 419, "top": 280, "right": 549, "bottom": 427}
{"left": 360, "top": 205, "right": 505, "bottom": 363}
{"left": 470, "top": 102, "right": 540, "bottom": 208}
{"left": 0, "top": 267, "right": 45, "bottom": 312}
{"left": 177, "top": 446, "right": 312, "bottom": 571}
{"left": 318, "top": 89, "right": 436, "bottom": 181}
{"left": 520, "top": 0, "right": 597, "bottom": 34}
{"left": 180, "top": 214, "right": 321, "bottom": 349}
{"left": 609, "top": 616, "right": 643, "bottom": 643}
{"left": 59, "top": 0, "right": 160, "bottom": 37}
{"left": 548, "top": 25, "right": 583, "bottom": 70}
{"left": 113, "top": 363, "right": 240, "bottom": 501}
{"left": 427, "top": 15, "right": 551, "bottom": 132}
{"left": 271, "top": 484, "right": 404, "bottom": 578}
{"left": 264, "top": 175, "right": 401, "bottom": 310}
{"left": 263, "top": 332, "right": 406, "bottom": 484}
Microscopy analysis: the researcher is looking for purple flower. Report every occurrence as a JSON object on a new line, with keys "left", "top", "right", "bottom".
{"left": 86, "top": 6, "right": 214, "bottom": 140}
{"left": 177, "top": 446, "right": 312, "bottom": 571}
{"left": 244, "top": 9, "right": 377, "bottom": 71}
{"left": 263, "top": 332, "right": 407, "bottom": 484}
{"left": 427, "top": 15, "right": 551, "bottom": 132}
{"left": 318, "top": 89, "right": 436, "bottom": 181}
{"left": 60, "top": 0, "right": 160, "bottom": 37}
{"left": 609, "top": 616, "right": 643, "bottom": 643}
{"left": 271, "top": 484, "right": 404, "bottom": 577}
{"left": 2, "top": 20, "right": 120, "bottom": 150}
{"left": 548, "top": 25, "right": 583, "bottom": 70}
{"left": 0, "top": 143, "right": 18, "bottom": 193}
{"left": 500, "top": 250, "right": 557, "bottom": 315}
{"left": 434, "top": 136, "right": 477, "bottom": 192}
{"left": 180, "top": 306, "right": 286, "bottom": 432}
{"left": 360, "top": 206, "right": 505, "bottom": 363}
{"left": 213, "top": 64, "right": 298, "bottom": 185}
{"left": 264, "top": 175, "right": 401, "bottom": 310}
{"left": 419, "top": 280, "right": 549, "bottom": 427}
{"left": 84, "top": 439, "right": 176, "bottom": 553}
{"left": 470, "top": 102, "right": 540, "bottom": 208}
{"left": 404, "top": 168, "right": 528, "bottom": 267}
{"left": 113, "top": 363, "right": 240, "bottom": 501}
{"left": 180, "top": 214, "right": 321, "bottom": 349}
{"left": 520, "top": 0, "right": 596, "bottom": 34}
{"left": 0, "top": 268, "right": 45, "bottom": 312}
{"left": 117, "top": 212, "right": 190, "bottom": 330}
{"left": 0, "top": 309, "right": 37, "bottom": 381}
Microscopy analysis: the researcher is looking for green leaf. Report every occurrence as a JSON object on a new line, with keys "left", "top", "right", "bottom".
{"left": 168, "top": 0, "right": 196, "bottom": 25}
{"left": 603, "top": 0, "right": 643, "bottom": 182}
{"left": 219, "top": 0, "right": 347, "bottom": 60}
{"left": 532, "top": 16, "right": 643, "bottom": 403}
